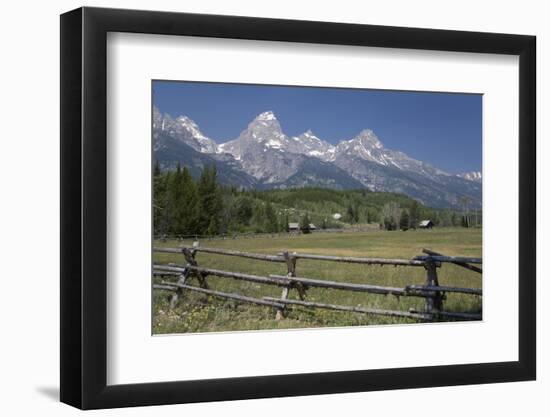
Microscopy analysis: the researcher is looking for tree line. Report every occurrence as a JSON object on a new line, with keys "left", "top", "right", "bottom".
{"left": 154, "top": 163, "right": 292, "bottom": 236}
{"left": 153, "top": 163, "right": 481, "bottom": 236}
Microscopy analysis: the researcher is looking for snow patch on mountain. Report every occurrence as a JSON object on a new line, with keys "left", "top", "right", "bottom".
{"left": 457, "top": 171, "right": 482, "bottom": 182}
{"left": 257, "top": 110, "right": 277, "bottom": 121}
{"left": 289, "top": 129, "right": 335, "bottom": 160}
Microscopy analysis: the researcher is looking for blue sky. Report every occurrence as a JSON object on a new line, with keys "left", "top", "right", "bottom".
{"left": 153, "top": 80, "right": 482, "bottom": 174}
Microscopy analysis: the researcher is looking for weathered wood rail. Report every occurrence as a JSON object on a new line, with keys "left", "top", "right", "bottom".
{"left": 420, "top": 248, "right": 483, "bottom": 273}
{"left": 153, "top": 245, "right": 482, "bottom": 322}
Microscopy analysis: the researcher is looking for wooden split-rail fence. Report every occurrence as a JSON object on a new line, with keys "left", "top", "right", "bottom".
{"left": 153, "top": 246, "right": 482, "bottom": 322}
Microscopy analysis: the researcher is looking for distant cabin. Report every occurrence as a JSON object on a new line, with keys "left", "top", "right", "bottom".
{"left": 419, "top": 220, "right": 434, "bottom": 229}
{"left": 288, "top": 222, "right": 317, "bottom": 233}
{"left": 288, "top": 222, "right": 300, "bottom": 232}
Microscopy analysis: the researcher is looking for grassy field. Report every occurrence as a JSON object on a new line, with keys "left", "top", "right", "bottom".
{"left": 153, "top": 227, "right": 482, "bottom": 334}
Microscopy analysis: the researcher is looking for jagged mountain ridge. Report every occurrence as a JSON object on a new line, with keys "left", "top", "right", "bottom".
{"left": 153, "top": 130, "right": 257, "bottom": 188}
{"left": 153, "top": 107, "right": 481, "bottom": 208}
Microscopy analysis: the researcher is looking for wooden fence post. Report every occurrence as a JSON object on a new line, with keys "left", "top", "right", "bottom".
{"left": 182, "top": 247, "right": 209, "bottom": 289}
{"left": 276, "top": 251, "right": 299, "bottom": 320}
{"left": 169, "top": 270, "right": 190, "bottom": 309}
{"left": 424, "top": 258, "right": 443, "bottom": 315}
{"left": 287, "top": 252, "right": 307, "bottom": 301}
{"left": 168, "top": 246, "right": 202, "bottom": 309}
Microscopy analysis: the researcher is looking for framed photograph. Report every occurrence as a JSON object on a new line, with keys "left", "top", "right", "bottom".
{"left": 60, "top": 6, "right": 536, "bottom": 409}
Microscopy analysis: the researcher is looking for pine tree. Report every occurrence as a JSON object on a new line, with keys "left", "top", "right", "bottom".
{"left": 300, "top": 213, "right": 311, "bottom": 234}
{"left": 206, "top": 217, "right": 218, "bottom": 235}
{"left": 153, "top": 171, "right": 168, "bottom": 236}
{"left": 153, "top": 159, "right": 161, "bottom": 177}
{"left": 172, "top": 164, "right": 190, "bottom": 235}
{"left": 251, "top": 203, "right": 265, "bottom": 233}
{"left": 163, "top": 169, "right": 180, "bottom": 235}
{"left": 264, "top": 202, "right": 278, "bottom": 233}
{"left": 234, "top": 197, "right": 253, "bottom": 226}
{"left": 197, "top": 165, "right": 223, "bottom": 235}
{"left": 346, "top": 204, "right": 355, "bottom": 224}
{"left": 409, "top": 200, "right": 419, "bottom": 229}
{"left": 400, "top": 209, "right": 410, "bottom": 231}
{"left": 178, "top": 167, "right": 198, "bottom": 234}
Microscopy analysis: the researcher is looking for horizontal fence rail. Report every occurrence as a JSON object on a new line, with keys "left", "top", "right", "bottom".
{"left": 408, "top": 309, "right": 483, "bottom": 321}
{"left": 155, "top": 246, "right": 428, "bottom": 266}
{"left": 262, "top": 297, "right": 433, "bottom": 320}
{"left": 154, "top": 264, "right": 289, "bottom": 287}
{"left": 154, "top": 246, "right": 286, "bottom": 262}
{"left": 405, "top": 284, "right": 482, "bottom": 296}
{"left": 153, "top": 245, "right": 482, "bottom": 323}
{"left": 414, "top": 254, "right": 482, "bottom": 264}
{"left": 421, "top": 248, "right": 482, "bottom": 273}
{"left": 156, "top": 282, "right": 286, "bottom": 309}
{"left": 279, "top": 252, "right": 426, "bottom": 267}
{"left": 268, "top": 274, "right": 419, "bottom": 297}
{"left": 154, "top": 264, "right": 432, "bottom": 298}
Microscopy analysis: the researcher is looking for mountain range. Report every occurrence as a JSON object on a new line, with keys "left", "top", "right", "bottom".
{"left": 153, "top": 107, "right": 481, "bottom": 209}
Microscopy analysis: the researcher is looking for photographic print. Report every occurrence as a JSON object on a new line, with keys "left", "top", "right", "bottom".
{"left": 60, "top": 9, "right": 535, "bottom": 407}
{"left": 152, "top": 81, "right": 482, "bottom": 335}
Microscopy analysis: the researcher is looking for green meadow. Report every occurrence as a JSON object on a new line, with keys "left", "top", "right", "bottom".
{"left": 153, "top": 227, "right": 482, "bottom": 334}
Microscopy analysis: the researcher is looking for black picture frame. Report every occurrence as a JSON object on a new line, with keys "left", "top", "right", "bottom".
{"left": 60, "top": 6, "right": 536, "bottom": 410}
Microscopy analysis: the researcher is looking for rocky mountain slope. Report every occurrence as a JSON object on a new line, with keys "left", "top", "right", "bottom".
{"left": 153, "top": 107, "right": 481, "bottom": 208}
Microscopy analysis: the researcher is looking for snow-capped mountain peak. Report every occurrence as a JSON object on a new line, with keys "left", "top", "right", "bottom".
{"left": 299, "top": 130, "right": 325, "bottom": 144}
{"left": 354, "top": 129, "right": 384, "bottom": 149}
{"left": 256, "top": 110, "right": 277, "bottom": 121}
{"left": 217, "top": 111, "right": 290, "bottom": 164}
{"left": 244, "top": 111, "right": 288, "bottom": 150}
{"left": 247, "top": 111, "right": 284, "bottom": 134}
{"left": 301, "top": 129, "right": 316, "bottom": 138}
{"left": 291, "top": 130, "right": 335, "bottom": 160}
{"left": 249, "top": 111, "right": 282, "bottom": 131}
{"left": 176, "top": 116, "right": 213, "bottom": 148}
{"left": 153, "top": 107, "right": 217, "bottom": 154}
{"left": 335, "top": 130, "right": 386, "bottom": 162}
{"left": 333, "top": 129, "right": 449, "bottom": 177}
{"left": 457, "top": 171, "right": 482, "bottom": 182}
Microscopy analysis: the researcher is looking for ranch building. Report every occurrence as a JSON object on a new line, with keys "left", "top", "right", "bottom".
{"left": 288, "top": 222, "right": 300, "bottom": 232}
{"left": 418, "top": 220, "right": 435, "bottom": 229}
{"left": 288, "top": 222, "right": 317, "bottom": 233}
